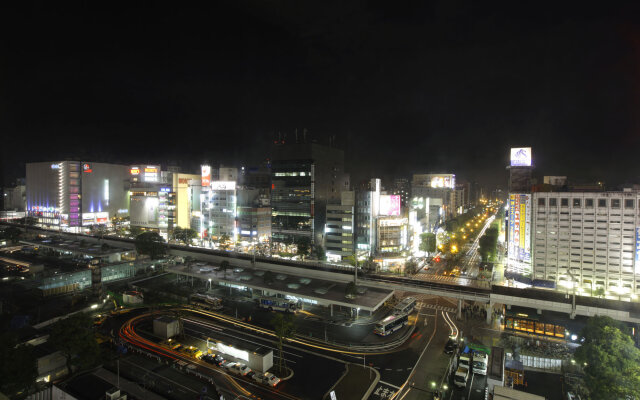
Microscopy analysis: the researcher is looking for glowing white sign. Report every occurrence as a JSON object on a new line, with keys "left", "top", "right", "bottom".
{"left": 379, "top": 195, "right": 401, "bottom": 216}
{"left": 216, "top": 342, "right": 248, "bottom": 361}
{"left": 510, "top": 147, "right": 532, "bottom": 167}
{"left": 211, "top": 181, "right": 236, "bottom": 191}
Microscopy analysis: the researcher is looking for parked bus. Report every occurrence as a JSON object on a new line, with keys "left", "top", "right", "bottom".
{"left": 393, "top": 297, "right": 417, "bottom": 315}
{"left": 374, "top": 312, "right": 409, "bottom": 336}
{"left": 190, "top": 294, "right": 223, "bottom": 311}
{"left": 257, "top": 296, "right": 299, "bottom": 313}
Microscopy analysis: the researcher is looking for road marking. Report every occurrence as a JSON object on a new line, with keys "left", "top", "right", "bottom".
{"left": 396, "top": 369, "right": 403, "bottom": 371}
{"left": 379, "top": 381, "right": 401, "bottom": 390}
{"left": 385, "top": 368, "right": 392, "bottom": 371}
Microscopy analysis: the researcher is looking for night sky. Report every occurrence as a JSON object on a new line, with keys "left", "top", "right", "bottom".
{"left": 2, "top": 1, "right": 640, "bottom": 189}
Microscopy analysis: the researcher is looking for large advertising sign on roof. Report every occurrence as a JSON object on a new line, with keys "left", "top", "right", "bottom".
{"left": 510, "top": 147, "right": 532, "bottom": 167}
{"left": 379, "top": 195, "right": 401, "bottom": 216}
{"left": 201, "top": 165, "right": 211, "bottom": 188}
{"left": 428, "top": 174, "right": 455, "bottom": 189}
{"left": 211, "top": 181, "right": 236, "bottom": 191}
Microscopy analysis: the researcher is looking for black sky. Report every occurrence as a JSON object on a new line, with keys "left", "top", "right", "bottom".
{"left": 2, "top": 1, "right": 640, "bottom": 188}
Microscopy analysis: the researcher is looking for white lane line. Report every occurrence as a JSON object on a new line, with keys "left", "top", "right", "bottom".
{"left": 379, "top": 380, "right": 401, "bottom": 390}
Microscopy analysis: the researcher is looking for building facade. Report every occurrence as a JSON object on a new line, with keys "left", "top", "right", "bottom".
{"left": 531, "top": 191, "right": 640, "bottom": 297}
{"left": 270, "top": 142, "right": 349, "bottom": 247}
{"left": 26, "top": 161, "right": 130, "bottom": 231}
{"left": 355, "top": 179, "right": 381, "bottom": 256}
{"left": 325, "top": 191, "right": 355, "bottom": 261}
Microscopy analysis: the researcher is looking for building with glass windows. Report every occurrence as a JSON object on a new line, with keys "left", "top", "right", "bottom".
{"left": 325, "top": 191, "right": 355, "bottom": 261}
{"left": 26, "top": 161, "right": 130, "bottom": 231}
{"left": 531, "top": 190, "right": 640, "bottom": 298}
{"left": 270, "top": 142, "right": 349, "bottom": 247}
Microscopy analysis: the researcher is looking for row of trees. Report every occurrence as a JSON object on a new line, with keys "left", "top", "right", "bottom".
{"left": 478, "top": 226, "right": 499, "bottom": 262}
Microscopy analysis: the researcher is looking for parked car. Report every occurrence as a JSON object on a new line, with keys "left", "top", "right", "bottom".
{"left": 230, "top": 363, "right": 252, "bottom": 376}
{"left": 222, "top": 361, "right": 237, "bottom": 370}
{"left": 252, "top": 372, "right": 281, "bottom": 387}
{"left": 214, "top": 355, "right": 226, "bottom": 366}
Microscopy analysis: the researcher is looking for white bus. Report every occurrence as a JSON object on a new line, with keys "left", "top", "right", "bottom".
{"left": 393, "top": 297, "right": 417, "bottom": 315}
{"left": 258, "top": 296, "right": 300, "bottom": 313}
{"left": 190, "top": 294, "right": 223, "bottom": 311}
{"left": 374, "top": 312, "right": 409, "bottom": 336}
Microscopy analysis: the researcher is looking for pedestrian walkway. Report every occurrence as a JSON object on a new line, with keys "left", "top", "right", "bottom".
{"left": 415, "top": 302, "right": 456, "bottom": 313}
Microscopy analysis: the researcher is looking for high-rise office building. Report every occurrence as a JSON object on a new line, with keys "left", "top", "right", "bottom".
{"left": 26, "top": 161, "right": 130, "bottom": 231}
{"left": 355, "top": 179, "right": 381, "bottom": 256}
{"left": 325, "top": 191, "right": 355, "bottom": 261}
{"left": 531, "top": 190, "right": 640, "bottom": 298}
{"left": 411, "top": 173, "right": 456, "bottom": 219}
{"left": 270, "top": 142, "right": 349, "bottom": 246}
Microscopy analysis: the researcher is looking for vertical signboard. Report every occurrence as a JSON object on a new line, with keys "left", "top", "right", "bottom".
{"left": 509, "top": 194, "right": 516, "bottom": 259}
{"left": 524, "top": 194, "right": 531, "bottom": 261}
{"left": 635, "top": 228, "right": 640, "bottom": 274}
{"left": 201, "top": 165, "right": 211, "bottom": 188}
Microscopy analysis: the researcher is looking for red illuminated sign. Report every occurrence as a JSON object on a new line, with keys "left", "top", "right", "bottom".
{"left": 83, "top": 163, "right": 92, "bottom": 173}
{"left": 130, "top": 167, "right": 140, "bottom": 175}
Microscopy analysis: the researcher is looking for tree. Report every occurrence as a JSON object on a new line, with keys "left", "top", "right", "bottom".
{"left": 173, "top": 227, "right": 198, "bottom": 245}
{"left": 313, "top": 245, "right": 326, "bottom": 261}
{"left": 2, "top": 226, "right": 22, "bottom": 244}
{"left": 49, "top": 312, "right": 101, "bottom": 376}
{"left": 594, "top": 287, "right": 606, "bottom": 298}
{"left": 345, "top": 281, "right": 358, "bottom": 299}
{"left": 263, "top": 270, "right": 275, "bottom": 285}
{"left": 404, "top": 260, "right": 418, "bottom": 275}
{"left": 219, "top": 234, "right": 231, "bottom": 250}
{"left": 220, "top": 260, "right": 230, "bottom": 280}
{"left": 478, "top": 227, "right": 499, "bottom": 262}
{"left": 574, "top": 316, "right": 640, "bottom": 400}
{"left": 419, "top": 233, "right": 436, "bottom": 255}
{"left": 135, "top": 231, "right": 167, "bottom": 259}
{"left": 129, "top": 225, "right": 143, "bottom": 238}
{"left": 295, "top": 237, "right": 310, "bottom": 259}
{"left": 0, "top": 333, "right": 37, "bottom": 395}
{"left": 271, "top": 313, "right": 295, "bottom": 375}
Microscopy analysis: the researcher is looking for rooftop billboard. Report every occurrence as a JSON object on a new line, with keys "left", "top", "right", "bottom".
{"left": 510, "top": 147, "right": 532, "bottom": 167}
{"left": 379, "top": 195, "right": 401, "bottom": 216}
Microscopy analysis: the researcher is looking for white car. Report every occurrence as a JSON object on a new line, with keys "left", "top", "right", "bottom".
{"left": 230, "top": 363, "right": 252, "bottom": 376}
{"left": 221, "top": 361, "right": 236, "bottom": 370}
{"left": 252, "top": 372, "right": 281, "bottom": 387}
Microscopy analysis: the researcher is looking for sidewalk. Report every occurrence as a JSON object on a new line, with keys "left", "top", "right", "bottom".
{"left": 324, "top": 364, "right": 379, "bottom": 400}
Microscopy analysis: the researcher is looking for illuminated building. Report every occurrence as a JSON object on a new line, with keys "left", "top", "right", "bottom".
{"left": 202, "top": 180, "right": 237, "bottom": 242}
{"left": 531, "top": 191, "right": 640, "bottom": 298}
{"left": 411, "top": 173, "right": 456, "bottom": 219}
{"left": 325, "top": 191, "right": 355, "bottom": 261}
{"left": 270, "top": 142, "right": 349, "bottom": 246}
{"left": 26, "top": 161, "right": 130, "bottom": 231}
{"left": 355, "top": 179, "right": 381, "bottom": 256}
{"left": 129, "top": 166, "right": 199, "bottom": 240}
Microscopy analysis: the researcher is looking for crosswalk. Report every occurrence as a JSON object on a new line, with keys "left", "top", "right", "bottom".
{"left": 415, "top": 302, "right": 456, "bottom": 313}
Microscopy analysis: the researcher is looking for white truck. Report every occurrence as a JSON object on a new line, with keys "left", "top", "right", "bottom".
{"left": 458, "top": 352, "right": 471, "bottom": 370}
{"left": 454, "top": 366, "right": 470, "bottom": 388}
{"left": 472, "top": 351, "right": 488, "bottom": 375}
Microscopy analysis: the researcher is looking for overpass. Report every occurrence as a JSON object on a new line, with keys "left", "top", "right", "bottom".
{"left": 3, "top": 222, "right": 640, "bottom": 324}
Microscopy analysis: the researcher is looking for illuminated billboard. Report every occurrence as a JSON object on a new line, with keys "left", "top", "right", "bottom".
{"left": 130, "top": 167, "right": 140, "bottom": 175}
{"left": 201, "top": 165, "right": 211, "bottom": 188}
{"left": 428, "top": 174, "right": 455, "bottom": 189}
{"left": 143, "top": 165, "right": 160, "bottom": 182}
{"left": 510, "top": 147, "right": 532, "bottom": 167}
{"left": 379, "top": 195, "right": 401, "bottom": 216}
{"left": 211, "top": 181, "right": 236, "bottom": 191}
{"left": 82, "top": 163, "right": 92, "bottom": 173}
{"left": 508, "top": 193, "right": 531, "bottom": 263}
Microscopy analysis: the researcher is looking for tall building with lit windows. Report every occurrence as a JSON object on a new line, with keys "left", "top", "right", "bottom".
{"left": 270, "top": 142, "right": 349, "bottom": 246}
{"left": 531, "top": 190, "right": 640, "bottom": 298}
{"left": 26, "top": 161, "right": 130, "bottom": 231}
{"left": 325, "top": 191, "right": 355, "bottom": 261}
